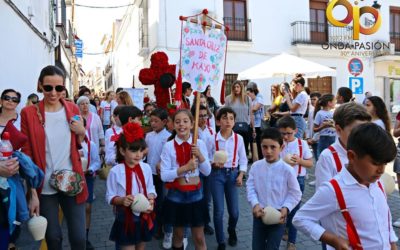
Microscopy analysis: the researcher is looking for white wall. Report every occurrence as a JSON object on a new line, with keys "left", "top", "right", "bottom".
{"left": 0, "top": 1, "right": 54, "bottom": 109}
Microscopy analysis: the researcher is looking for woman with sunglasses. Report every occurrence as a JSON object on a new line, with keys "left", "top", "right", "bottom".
{"left": 21, "top": 65, "right": 88, "bottom": 250}
{"left": 26, "top": 93, "right": 39, "bottom": 107}
{"left": 0, "top": 89, "right": 21, "bottom": 133}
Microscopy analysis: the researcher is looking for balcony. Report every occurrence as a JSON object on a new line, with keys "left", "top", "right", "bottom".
{"left": 223, "top": 17, "right": 252, "bottom": 42}
{"left": 291, "top": 21, "right": 353, "bottom": 45}
{"left": 65, "top": 21, "right": 74, "bottom": 49}
{"left": 391, "top": 32, "right": 400, "bottom": 53}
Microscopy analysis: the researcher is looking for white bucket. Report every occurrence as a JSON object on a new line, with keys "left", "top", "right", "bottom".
{"left": 261, "top": 206, "right": 281, "bottom": 225}
{"left": 27, "top": 215, "right": 48, "bottom": 241}
{"left": 380, "top": 173, "right": 396, "bottom": 195}
{"left": 131, "top": 193, "right": 151, "bottom": 213}
{"left": 213, "top": 150, "right": 228, "bottom": 164}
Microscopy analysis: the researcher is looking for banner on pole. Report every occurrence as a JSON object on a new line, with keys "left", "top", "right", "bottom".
{"left": 179, "top": 21, "right": 227, "bottom": 92}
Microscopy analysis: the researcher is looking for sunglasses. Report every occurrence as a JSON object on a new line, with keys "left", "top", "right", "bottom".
{"left": 42, "top": 85, "right": 65, "bottom": 92}
{"left": 2, "top": 95, "right": 20, "bottom": 103}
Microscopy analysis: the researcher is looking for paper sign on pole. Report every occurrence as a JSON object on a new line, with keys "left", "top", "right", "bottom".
{"left": 179, "top": 21, "right": 227, "bottom": 92}
{"left": 124, "top": 88, "right": 145, "bottom": 110}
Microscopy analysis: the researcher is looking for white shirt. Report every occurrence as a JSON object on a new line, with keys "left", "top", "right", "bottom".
{"left": 198, "top": 126, "right": 215, "bottom": 162}
{"left": 293, "top": 167, "right": 398, "bottom": 250}
{"left": 213, "top": 132, "right": 248, "bottom": 172}
{"left": 86, "top": 112, "right": 104, "bottom": 147}
{"left": 373, "top": 119, "right": 386, "bottom": 130}
{"left": 145, "top": 128, "right": 171, "bottom": 175}
{"left": 315, "top": 139, "right": 348, "bottom": 188}
{"left": 292, "top": 91, "right": 309, "bottom": 115}
{"left": 207, "top": 114, "right": 216, "bottom": 133}
{"left": 246, "top": 159, "right": 302, "bottom": 212}
{"left": 106, "top": 162, "right": 156, "bottom": 215}
{"left": 160, "top": 136, "right": 211, "bottom": 182}
{"left": 306, "top": 104, "right": 315, "bottom": 139}
{"left": 100, "top": 100, "right": 117, "bottom": 126}
{"left": 280, "top": 138, "right": 312, "bottom": 176}
{"left": 81, "top": 140, "right": 101, "bottom": 172}
{"left": 105, "top": 126, "right": 122, "bottom": 166}
{"left": 314, "top": 110, "right": 336, "bottom": 137}
{"left": 43, "top": 107, "right": 73, "bottom": 194}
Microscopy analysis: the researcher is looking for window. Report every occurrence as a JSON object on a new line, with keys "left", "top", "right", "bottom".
{"left": 223, "top": 0, "right": 248, "bottom": 41}
{"left": 390, "top": 7, "right": 400, "bottom": 51}
{"left": 310, "top": 0, "right": 328, "bottom": 43}
{"left": 307, "top": 77, "right": 332, "bottom": 95}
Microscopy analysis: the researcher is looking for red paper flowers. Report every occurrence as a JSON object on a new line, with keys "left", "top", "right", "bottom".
{"left": 123, "top": 123, "right": 144, "bottom": 143}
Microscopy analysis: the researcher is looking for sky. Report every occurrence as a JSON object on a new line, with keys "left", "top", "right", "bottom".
{"left": 74, "top": 0, "right": 132, "bottom": 72}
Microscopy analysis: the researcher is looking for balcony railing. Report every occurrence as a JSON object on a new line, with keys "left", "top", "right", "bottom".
{"left": 291, "top": 21, "right": 353, "bottom": 45}
{"left": 65, "top": 21, "right": 74, "bottom": 49}
{"left": 223, "top": 17, "right": 252, "bottom": 42}
{"left": 390, "top": 32, "right": 400, "bottom": 52}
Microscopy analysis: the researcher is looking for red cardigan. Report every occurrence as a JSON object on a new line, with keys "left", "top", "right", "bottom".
{"left": 21, "top": 99, "right": 88, "bottom": 204}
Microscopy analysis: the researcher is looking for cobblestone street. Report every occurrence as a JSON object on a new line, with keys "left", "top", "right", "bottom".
{"left": 17, "top": 165, "right": 400, "bottom": 250}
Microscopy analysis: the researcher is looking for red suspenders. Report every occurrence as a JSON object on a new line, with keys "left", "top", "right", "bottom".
{"left": 297, "top": 138, "right": 303, "bottom": 175}
{"left": 330, "top": 179, "right": 390, "bottom": 250}
{"left": 215, "top": 133, "right": 238, "bottom": 168}
{"left": 328, "top": 145, "right": 342, "bottom": 172}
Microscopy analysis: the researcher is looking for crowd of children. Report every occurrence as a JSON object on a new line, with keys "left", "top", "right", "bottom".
{"left": 2, "top": 68, "right": 400, "bottom": 250}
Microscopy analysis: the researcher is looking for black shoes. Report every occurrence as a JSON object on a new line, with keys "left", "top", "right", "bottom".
{"left": 228, "top": 229, "right": 237, "bottom": 246}
{"left": 204, "top": 224, "right": 215, "bottom": 235}
{"left": 86, "top": 240, "right": 95, "bottom": 250}
{"left": 217, "top": 243, "right": 226, "bottom": 250}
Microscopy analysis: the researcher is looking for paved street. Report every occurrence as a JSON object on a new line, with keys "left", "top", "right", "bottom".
{"left": 17, "top": 165, "right": 400, "bottom": 250}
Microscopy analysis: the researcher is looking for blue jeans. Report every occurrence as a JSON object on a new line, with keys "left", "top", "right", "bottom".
{"left": 317, "top": 136, "right": 336, "bottom": 159}
{"left": 201, "top": 175, "right": 212, "bottom": 225}
{"left": 252, "top": 217, "right": 285, "bottom": 250}
{"left": 312, "top": 142, "right": 319, "bottom": 162}
{"left": 209, "top": 168, "right": 239, "bottom": 244}
{"left": 287, "top": 176, "right": 305, "bottom": 244}
{"left": 292, "top": 116, "right": 306, "bottom": 139}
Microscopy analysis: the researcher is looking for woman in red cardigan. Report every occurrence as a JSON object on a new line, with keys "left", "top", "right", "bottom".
{"left": 21, "top": 65, "right": 88, "bottom": 250}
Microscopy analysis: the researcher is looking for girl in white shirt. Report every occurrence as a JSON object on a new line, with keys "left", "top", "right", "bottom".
{"left": 106, "top": 122, "right": 156, "bottom": 249}
{"left": 313, "top": 94, "right": 336, "bottom": 158}
{"left": 364, "top": 96, "right": 391, "bottom": 133}
{"left": 160, "top": 109, "right": 211, "bottom": 250}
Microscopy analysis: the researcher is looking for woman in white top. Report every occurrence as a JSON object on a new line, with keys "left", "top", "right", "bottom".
{"left": 100, "top": 90, "right": 117, "bottom": 131}
{"left": 364, "top": 96, "right": 391, "bottom": 133}
{"left": 285, "top": 74, "right": 309, "bottom": 138}
{"left": 0, "top": 89, "right": 21, "bottom": 134}
{"left": 77, "top": 96, "right": 105, "bottom": 151}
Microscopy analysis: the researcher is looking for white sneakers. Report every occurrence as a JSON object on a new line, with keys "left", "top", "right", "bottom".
{"left": 308, "top": 180, "right": 316, "bottom": 186}
{"left": 162, "top": 233, "right": 188, "bottom": 250}
{"left": 393, "top": 219, "right": 400, "bottom": 228}
{"left": 163, "top": 232, "right": 172, "bottom": 249}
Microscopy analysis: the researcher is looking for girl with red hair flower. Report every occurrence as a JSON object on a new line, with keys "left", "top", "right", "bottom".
{"left": 106, "top": 122, "right": 156, "bottom": 249}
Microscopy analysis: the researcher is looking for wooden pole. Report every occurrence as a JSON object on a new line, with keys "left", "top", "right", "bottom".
{"left": 192, "top": 12, "right": 208, "bottom": 147}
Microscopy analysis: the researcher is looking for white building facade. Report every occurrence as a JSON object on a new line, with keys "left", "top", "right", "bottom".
{"left": 112, "top": 0, "right": 400, "bottom": 110}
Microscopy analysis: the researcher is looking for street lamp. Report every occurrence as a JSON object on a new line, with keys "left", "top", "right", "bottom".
{"left": 372, "top": 1, "right": 381, "bottom": 10}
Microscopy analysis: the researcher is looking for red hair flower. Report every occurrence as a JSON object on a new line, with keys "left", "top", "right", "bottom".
{"left": 122, "top": 123, "right": 144, "bottom": 143}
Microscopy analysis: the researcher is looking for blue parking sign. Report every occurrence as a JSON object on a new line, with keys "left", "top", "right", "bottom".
{"left": 349, "top": 77, "right": 363, "bottom": 94}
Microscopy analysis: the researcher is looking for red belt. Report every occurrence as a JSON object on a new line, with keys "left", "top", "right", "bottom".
{"left": 165, "top": 180, "right": 201, "bottom": 192}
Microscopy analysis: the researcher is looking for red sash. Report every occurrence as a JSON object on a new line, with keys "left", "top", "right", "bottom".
{"left": 124, "top": 162, "right": 154, "bottom": 233}
{"left": 328, "top": 145, "right": 342, "bottom": 172}
{"left": 297, "top": 138, "right": 303, "bottom": 175}
{"left": 330, "top": 179, "right": 390, "bottom": 250}
{"left": 215, "top": 133, "right": 238, "bottom": 168}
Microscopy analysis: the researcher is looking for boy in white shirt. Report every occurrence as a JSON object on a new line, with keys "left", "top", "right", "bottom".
{"left": 196, "top": 105, "right": 215, "bottom": 235}
{"left": 293, "top": 123, "right": 398, "bottom": 250}
{"left": 211, "top": 107, "right": 247, "bottom": 250}
{"left": 104, "top": 106, "right": 123, "bottom": 166}
{"left": 277, "top": 116, "right": 313, "bottom": 250}
{"left": 145, "top": 108, "right": 170, "bottom": 239}
{"left": 247, "top": 127, "right": 301, "bottom": 250}
{"left": 315, "top": 102, "right": 371, "bottom": 188}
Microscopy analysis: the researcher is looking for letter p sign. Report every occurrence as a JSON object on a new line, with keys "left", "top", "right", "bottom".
{"left": 349, "top": 77, "right": 363, "bottom": 94}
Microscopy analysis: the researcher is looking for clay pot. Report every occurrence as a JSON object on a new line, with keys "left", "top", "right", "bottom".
{"left": 27, "top": 215, "right": 48, "bottom": 240}
{"left": 380, "top": 173, "right": 396, "bottom": 195}
{"left": 261, "top": 206, "right": 281, "bottom": 225}
{"left": 131, "top": 193, "right": 151, "bottom": 213}
{"left": 213, "top": 150, "right": 228, "bottom": 164}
